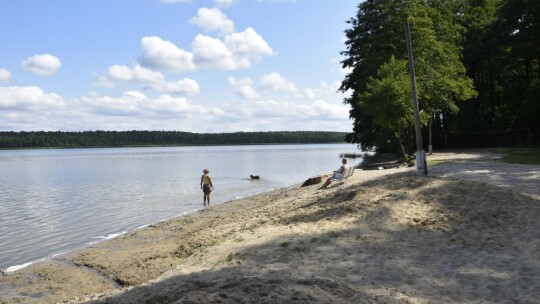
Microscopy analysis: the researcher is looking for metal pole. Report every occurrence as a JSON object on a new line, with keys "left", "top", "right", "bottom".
{"left": 405, "top": 21, "right": 427, "bottom": 175}
{"left": 429, "top": 119, "right": 433, "bottom": 155}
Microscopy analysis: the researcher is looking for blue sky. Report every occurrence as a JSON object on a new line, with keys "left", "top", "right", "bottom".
{"left": 0, "top": 0, "right": 358, "bottom": 132}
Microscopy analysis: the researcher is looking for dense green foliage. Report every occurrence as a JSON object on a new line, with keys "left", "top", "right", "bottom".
{"left": 341, "top": 0, "right": 540, "bottom": 155}
{"left": 457, "top": 0, "right": 540, "bottom": 146}
{"left": 0, "top": 131, "right": 347, "bottom": 149}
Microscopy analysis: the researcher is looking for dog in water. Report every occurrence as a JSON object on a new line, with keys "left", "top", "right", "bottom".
{"left": 250, "top": 175, "right": 260, "bottom": 180}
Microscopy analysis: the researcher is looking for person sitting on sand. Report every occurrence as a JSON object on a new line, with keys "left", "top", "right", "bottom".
{"left": 319, "top": 158, "right": 347, "bottom": 189}
{"left": 200, "top": 169, "right": 214, "bottom": 207}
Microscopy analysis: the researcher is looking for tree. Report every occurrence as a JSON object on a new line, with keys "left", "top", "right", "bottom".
{"left": 355, "top": 57, "right": 416, "bottom": 155}
{"left": 454, "top": 0, "right": 539, "bottom": 146}
{"left": 491, "top": 0, "right": 540, "bottom": 135}
{"left": 341, "top": 0, "right": 476, "bottom": 155}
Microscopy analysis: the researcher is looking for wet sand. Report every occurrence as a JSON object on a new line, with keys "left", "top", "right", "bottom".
{"left": 1, "top": 150, "right": 539, "bottom": 303}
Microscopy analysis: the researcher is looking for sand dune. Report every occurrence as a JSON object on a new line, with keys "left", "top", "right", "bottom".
{"left": 1, "top": 150, "right": 539, "bottom": 304}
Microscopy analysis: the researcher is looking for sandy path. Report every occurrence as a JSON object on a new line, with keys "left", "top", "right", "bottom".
{"left": 1, "top": 150, "right": 539, "bottom": 304}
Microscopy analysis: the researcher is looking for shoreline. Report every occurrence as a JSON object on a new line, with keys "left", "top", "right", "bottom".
{"left": 1, "top": 181, "right": 303, "bottom": 275}
{"left": 1, "top": 150, "right": 539, "bottom": 303}
{"left": 0, "top": 183, "right": 294, "bottom": 275}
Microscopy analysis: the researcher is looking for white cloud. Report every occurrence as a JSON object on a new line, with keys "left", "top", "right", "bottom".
{"left": 138, "top": 28, "right": 273, "bottom": 72}
{"left": 0, "top": 85, "right": 350, "bottom": 132}
{"left": 139, "top": 36, "right": 196, "bottom": 72}
{"left": 301, "top": 81, "right": 341, "bottom": 100}
{"left": 102, "top": 64, "right": 200, "bottom": 95}
{"left": 149, "top": 78, "right": 200, "bottom": 95}
{"left": 149, "top": 94, "right": 208, "bottom": 114}
{"left": 108, "top": 65, "right": 134, "bottom": 82}
{"left": 228, "top": 77, "right": 260, "bottom": 99}
{"left": 93, "top": 76, "right": 115, "bottom": 89}
{"left": 224, "top": 27, "right": 274, "bottom": 61}
{"left": 192, "top": 35, "right": 237, "bottom": 70}
{"left": 192, "top": 28, "right": 274, "bottom": 71}
{"left": 218, "top": 98, "right": 349, "bottom": 131}
{"left": 21, "top": 54, "right": 62, "bottom": 76}
{"left": 303, "top": 88, "right": 317, "bottom": 100}
{"left": 260, "top": 73, "right": 297, "bottom": 93}
{"left": 78, "top": 91, "right": 146, "bottom": 116}
{"left": 78, "top": 91, "right": 222, "bottom": 119}
{"left": 189, "top": 7, "right": 235, "bottom": 35}
{"left": 0, "top": 86, "right": 64, "bottom": 110}
{"left": 0, "top": 68, "right": 11, "bottom": 82}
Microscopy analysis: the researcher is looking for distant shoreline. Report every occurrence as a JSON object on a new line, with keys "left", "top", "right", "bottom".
{"left": 0, "top": 130, "right": 349, "bottom": 149}
{"left": 0, "top": 141, "right": 349, "bottom": 151}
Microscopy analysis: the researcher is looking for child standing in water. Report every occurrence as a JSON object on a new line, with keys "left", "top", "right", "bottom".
{"left": 200, "top": 169, "right": 214, "bottom": 207}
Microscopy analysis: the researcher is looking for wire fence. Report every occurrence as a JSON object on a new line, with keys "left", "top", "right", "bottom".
{"left": 442, "top": 128, "right": 533, "bottom": 148}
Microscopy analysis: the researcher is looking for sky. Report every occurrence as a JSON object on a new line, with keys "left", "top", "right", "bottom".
{"left": 0, "top": 0, "right": 359, "bottom": 133}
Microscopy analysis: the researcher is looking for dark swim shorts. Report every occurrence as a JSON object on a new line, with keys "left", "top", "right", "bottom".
{"left": 203, "top": 184, "right": 212, "bottom": 194}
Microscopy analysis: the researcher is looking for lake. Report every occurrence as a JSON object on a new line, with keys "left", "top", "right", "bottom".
{"left": 0, "top": 144, "right": 361, "bottom": 271}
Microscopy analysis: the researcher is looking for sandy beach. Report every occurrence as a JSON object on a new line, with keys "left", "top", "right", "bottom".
{"left": 1, "top": 150, "right": 539, "bottom": 304}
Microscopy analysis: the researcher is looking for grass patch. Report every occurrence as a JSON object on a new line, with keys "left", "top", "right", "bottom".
{"left": 280, "top": 241, "right": 290, "bottom": 247}
{"left": 427, "top": 159, "right": 453, "bottom": 166}
{"left": 502, "top": 148, "right": 540, "bottom": 164}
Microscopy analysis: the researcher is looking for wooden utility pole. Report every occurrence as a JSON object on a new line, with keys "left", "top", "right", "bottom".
{"left": 405, "top": 21, "right": 427, "bottom": 175}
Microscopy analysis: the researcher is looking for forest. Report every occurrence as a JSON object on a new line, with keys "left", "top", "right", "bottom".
{"left": 341, "top": 0, "right": 539, "bottom": 155}
{"left": 0, "top": 131, "right": 347, "bottom": 149}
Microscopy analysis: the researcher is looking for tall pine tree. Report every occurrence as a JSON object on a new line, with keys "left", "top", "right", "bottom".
{"left": 340, "top": 0, "right": 476, "bottom": 155}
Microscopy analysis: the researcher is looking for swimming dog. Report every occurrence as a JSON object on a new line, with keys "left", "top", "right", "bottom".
{"left": 250, "top": 175, "right": 260, "bottom": 180}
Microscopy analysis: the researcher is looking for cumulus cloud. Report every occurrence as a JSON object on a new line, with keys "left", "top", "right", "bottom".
{"left": 78, "top": 91, "right": 146, "bottom": 116}
{"left": 301, "top": 81, "right": 342, "bottom": 100}
{"left": 108, "top": 65, "right": 134, "bottom": 82}
{"left": 0, "top": 86, "right": 64, "bottom": 110}
{"left": 303, "top": 88, "right": 317, "bottom": 100}
{"left": 224, "top": 28, "right": 274, "bottom": 61}
{"left": 228, "top": 77, "right": 260, "bottom": 99}
{"left": 21, "top": 54, "right": 62, "bottom": 76}
{"left": 192, "top": 35, "right": 237, "bottom": 70}
{"left": 93, "top": 76, "right": 115, "bottom": 89}
{"left": 189, "top": 7, "right": 235, "bottom": 35}
{"left": 0, "top": 86, "right": 350, "bottom": 132}
{"left": 192, "top": 28, "right": 274, "bottom": 70}
{"left": 139, "top": 27, "right": 273, "bottom": 72}
{"left": 139, "top": 36, "right": 196, "bottom": 72}
{"left": 260, "top": 73, "right": 297, "bottom": 93}
{"left": 150, "top": 78, "right": 200, "bottom": 95}
{"left": 0, "top": 68, "right": 11, "bottom": 82}
{"left": 100, "top": 64, "right": 200, "bottom": 95}
{"left": 252, "top": 99, "right": 347, "bottom": 120}
{"left": 78, "top": 91, "right": 221, "bottom": 119}
{"left": 148, "top": 94, "right": 212, "bottom": 115}
{"left": 218, "top": 98, "right": 349, "bottom": 132}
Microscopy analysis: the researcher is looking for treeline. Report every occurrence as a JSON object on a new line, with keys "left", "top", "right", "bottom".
{"left": 341, "top": 0, "right": 539, "bottom": 154}
{"left": 0, "top": 131, "right": 347, "bottom": 149}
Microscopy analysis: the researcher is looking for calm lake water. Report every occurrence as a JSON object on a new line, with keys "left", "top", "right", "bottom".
{"left": 0, "top": 144, "right": 360, "bottom": 271}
